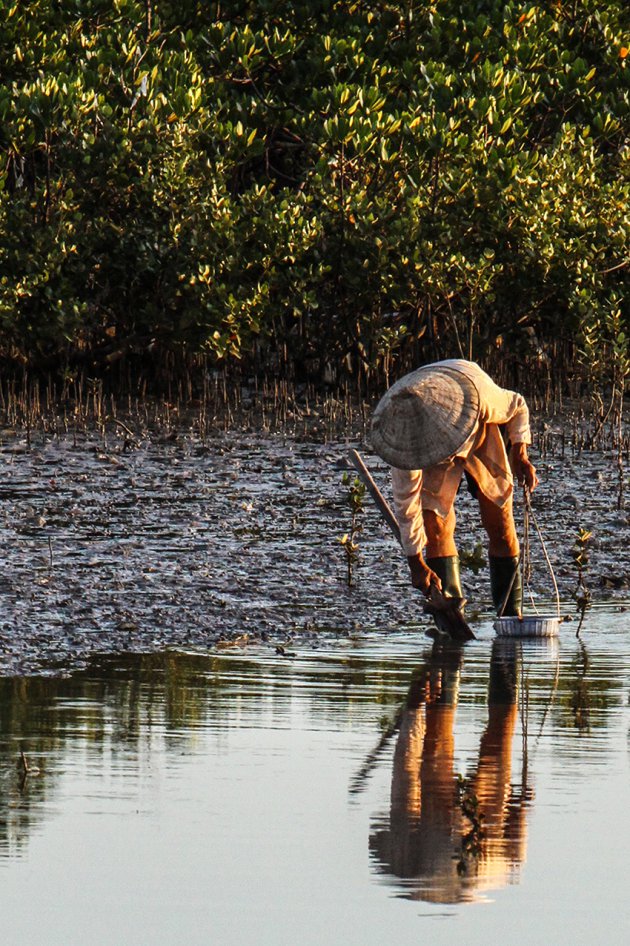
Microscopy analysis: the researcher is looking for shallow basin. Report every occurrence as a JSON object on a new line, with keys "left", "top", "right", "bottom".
{"left": 494, "top": 614, "right": 560, "bottom": 637}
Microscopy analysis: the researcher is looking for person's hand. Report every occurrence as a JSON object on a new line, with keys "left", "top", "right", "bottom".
{"left": 510, "top": 443, "right": 539, "bottom": 492}
{"left": 407, "top": 554, "right": 442, "bottom": 596}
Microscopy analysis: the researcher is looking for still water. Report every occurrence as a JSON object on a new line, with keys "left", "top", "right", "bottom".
{"left": 0, "top": 616, "right": 628, "bottom": 946}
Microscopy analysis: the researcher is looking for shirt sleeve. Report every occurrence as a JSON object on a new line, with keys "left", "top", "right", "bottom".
{"left": 478, "top": 375, "right": 531, "bottom": 444}
{"left": 391, "top": 467, "right": 426, "bottom": 556}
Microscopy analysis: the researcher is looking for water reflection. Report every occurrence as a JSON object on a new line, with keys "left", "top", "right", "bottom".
{"left": 0, "top": 655, "right": 212, "bottom": 858}
{"left": 0, "top": 630, "right": 627, "bottom": 944}
{"left": 370, "top": 639, "right": 534, "bottom": 903}
{"left": 0, "top": 650, "right": 411, "bottom": 860}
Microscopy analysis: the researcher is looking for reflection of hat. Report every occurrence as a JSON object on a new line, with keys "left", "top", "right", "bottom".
{"left": 370, "top": 365, "right": 481, "bottom": 470}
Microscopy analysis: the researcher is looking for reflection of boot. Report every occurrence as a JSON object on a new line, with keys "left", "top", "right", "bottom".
{"left": 428, "top": 642, "right": 463, "bottom": 706}
{"left": 426, "top": 556, "right": 466, "bottom": 613}
{"left": 489, "top": 556, "right": 522, "bottom": 617}
{"left": 488, "top": 638, "right": 519, "bottom": 704}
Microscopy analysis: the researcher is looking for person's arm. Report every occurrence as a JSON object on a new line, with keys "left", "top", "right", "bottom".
{"left": 475, "top": 371, "right": 539, "bottom": 491}
{"left": 509, "top": 442, "right": 538, "bottom": 491}
{"left": 391, "top": 467, "right": 442, "bottom": 595}
{"left": 406, "top": 552, "right": 442, "bottom": 595}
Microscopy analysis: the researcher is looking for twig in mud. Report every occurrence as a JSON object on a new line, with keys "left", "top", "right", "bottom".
{"left": 114, "top": 418, "right": 140, "bottom": 446}
{"left": 571, "top": 528, "right": 592, "bottom": 637}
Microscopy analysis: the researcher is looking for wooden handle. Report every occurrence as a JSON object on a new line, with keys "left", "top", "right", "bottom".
{"left": 347, "top": 449, "right": 402, "bottom": 547}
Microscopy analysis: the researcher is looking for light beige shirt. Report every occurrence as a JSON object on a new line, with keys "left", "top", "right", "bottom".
{"left": 390, "top": 360, "right": 531, "bottom": 556}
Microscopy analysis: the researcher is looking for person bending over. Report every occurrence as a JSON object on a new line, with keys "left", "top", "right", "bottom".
{"left": 371, "top": 359, "right": 538, "bottom": 616}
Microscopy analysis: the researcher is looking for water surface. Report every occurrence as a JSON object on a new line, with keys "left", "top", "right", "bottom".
{"left": 1, "top": 615, "right": 628, "bottom": 945}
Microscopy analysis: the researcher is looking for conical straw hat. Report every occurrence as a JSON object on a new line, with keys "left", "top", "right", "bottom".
{"left": 370, "top": 365, "right": 481, "bottom": 469}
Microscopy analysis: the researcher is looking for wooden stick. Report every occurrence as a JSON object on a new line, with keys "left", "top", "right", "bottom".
{"left": 347, "top": 449, "right": 401, "bottom": 546}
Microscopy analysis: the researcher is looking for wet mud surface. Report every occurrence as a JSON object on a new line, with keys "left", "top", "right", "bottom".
{"left": 0, "top": 421, "right": 628, "bottom": 676}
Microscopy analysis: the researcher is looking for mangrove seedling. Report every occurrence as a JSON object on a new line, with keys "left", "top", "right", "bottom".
{"left": 571, "top": 528, "right": 592, "bottom": 637}
{"left": 338, "top": 472, "right": 366, "bottom": 587}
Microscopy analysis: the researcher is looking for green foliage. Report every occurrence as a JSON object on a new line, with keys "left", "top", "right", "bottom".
{"left": 0, "top": 0, "right": 628, "bottom": 385}
{"left": 342, "top": 470, "right": 366, "bottom": 518}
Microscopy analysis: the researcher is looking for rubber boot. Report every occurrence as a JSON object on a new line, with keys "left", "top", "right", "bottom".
{"left": 424, "top": 556, "right": 474, "bottom": 642}
{"left": 489, "top": 555, "right": 522, "bottom": 617}
{"left": 426, "top": 556, "right": 465, "bottom": 611}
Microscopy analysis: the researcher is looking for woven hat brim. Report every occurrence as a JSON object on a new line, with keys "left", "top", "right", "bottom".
{"left": 370, "top": 366, "right": 481, "bottom": 469}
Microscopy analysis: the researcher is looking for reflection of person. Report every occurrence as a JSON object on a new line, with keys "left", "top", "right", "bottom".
{"left": 370, "top": 360, "right": 538, "bottom": 616}
{"left": 369, "top": 639, "right": 531, "bottom": 903}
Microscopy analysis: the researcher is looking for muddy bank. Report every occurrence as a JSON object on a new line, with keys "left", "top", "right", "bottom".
{"left": 0, "top": 418, "right": 628, "bottom": 677}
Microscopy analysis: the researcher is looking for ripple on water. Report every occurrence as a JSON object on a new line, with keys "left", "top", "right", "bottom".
{"left": 0, "top": 633, "right": 628, "bottom": 942}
